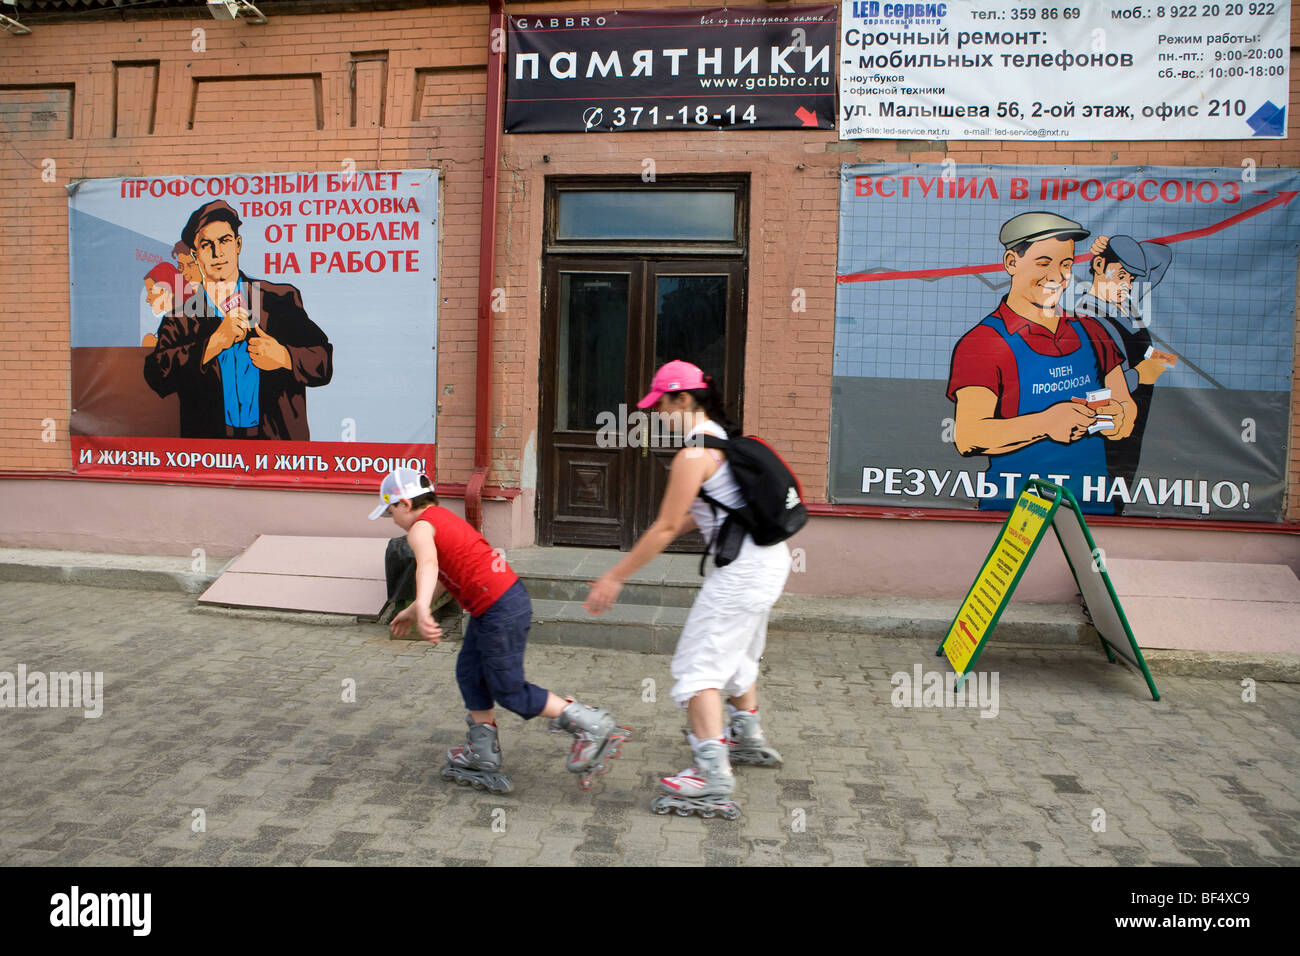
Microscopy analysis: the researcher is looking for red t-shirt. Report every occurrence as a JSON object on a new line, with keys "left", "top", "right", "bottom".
{"left": 946, "top": 299, "right": 1124, "bottom": 418}
{"left": 412, "top": 506, "right": 519, "bottom": 616}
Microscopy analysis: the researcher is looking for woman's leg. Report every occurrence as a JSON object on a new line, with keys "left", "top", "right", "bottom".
{"left": 686, "top": 688, "right": 725, "bottom": 741}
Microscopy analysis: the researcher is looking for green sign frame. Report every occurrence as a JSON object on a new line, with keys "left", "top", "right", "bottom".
{"left": 936, "top": 479, "right": 1160, "bottom": 701}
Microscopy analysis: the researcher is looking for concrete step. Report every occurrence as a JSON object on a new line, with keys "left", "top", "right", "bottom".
{"left": 522, "top": 594, "right": 1095, "bottom": 655}
{"left": 507, "top": 545, "right": 704, "bottom": 608}
{"left": 519, "top": 571, "right": 700, "bottom": 607}
{"left": 768, "top": 594, "right": 1096, "bottom": 645}
{"left": 0, "top": 547, "right": 223, "bottom": 594}
{"left": 2, "top": 546, "right": 1296, "bottom": 681}
{"left": 529, "top": 599, "right": 689, "bottom": 654}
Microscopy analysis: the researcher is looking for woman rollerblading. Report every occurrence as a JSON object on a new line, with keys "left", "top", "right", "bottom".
{"left": 584, "top": 361, "right": 797, "bottom": 819}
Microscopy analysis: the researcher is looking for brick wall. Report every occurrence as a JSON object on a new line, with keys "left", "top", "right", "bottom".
{"left": 499, "top": 0, "right": 1300, "bottom": 511}
{"left": 0, "top": 5, "right": 490, "bottom": 479}
{"left": 1, "top": 0, "right": 1298, "bottom": 523}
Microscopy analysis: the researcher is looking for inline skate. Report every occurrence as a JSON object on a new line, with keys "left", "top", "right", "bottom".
{"left": 553, "top": 699, "right": 633, "bottom": 790}
{"left": 651, "top": 739, "right": 740, "bottom": 820}
{"left": 726, "top": 706, "right": 783, "bottom": 767}
{"left": 441, "top": 715, "right": 513, "bottom": 794}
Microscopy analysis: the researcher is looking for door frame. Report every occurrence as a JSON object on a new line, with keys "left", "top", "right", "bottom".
{"left": 537, "top": 175, "right": 750, "bottom": 549}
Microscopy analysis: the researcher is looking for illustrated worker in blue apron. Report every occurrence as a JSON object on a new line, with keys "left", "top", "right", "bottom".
{"left": 946, "top": 212, "right": 1136, "bottom": 514}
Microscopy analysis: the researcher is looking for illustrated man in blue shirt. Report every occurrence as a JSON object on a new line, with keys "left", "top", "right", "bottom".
{"left": 145, "top": 200, "right": 332, "bottom": 440}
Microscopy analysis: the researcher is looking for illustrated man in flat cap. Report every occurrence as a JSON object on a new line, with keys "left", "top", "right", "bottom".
{"left": 144, "top": 199, "right": 332, "bottom": 440}
{"left": 946, "top": 212, "right": 1136, "bottom": 513}
{"left": 1074, "top": 235, "right": 1176, "bottom": 513}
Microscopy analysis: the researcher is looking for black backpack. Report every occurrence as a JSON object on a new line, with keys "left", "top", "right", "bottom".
{"left": 696, "top": 434, "right": 807, "bottom": 573}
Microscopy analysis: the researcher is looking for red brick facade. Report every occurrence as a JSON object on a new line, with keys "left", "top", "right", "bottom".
{"left": 1, "top": 0, "right": 1297, "bottom": 542}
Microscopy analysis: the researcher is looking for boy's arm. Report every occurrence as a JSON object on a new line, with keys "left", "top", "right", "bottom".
{"left": 406, "top": 520, "right": 444, "bottom": 643}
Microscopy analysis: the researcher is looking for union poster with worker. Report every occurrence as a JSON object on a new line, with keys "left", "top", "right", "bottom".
{"left": 831, "top": 163, "right": 1300, "bottom": 521}
{"left": 67, "top": 170, "right": 438, "bottom": 488}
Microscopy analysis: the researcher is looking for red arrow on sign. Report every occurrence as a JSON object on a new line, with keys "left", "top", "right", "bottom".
{"left": 838, "top": 190, "right": 1299, "bottom": 283}
{"left": 795, "top": 107, "right": 819, "bottom": 127}
{"left": 1149, "top": 190, "right": 1297, "bottom": 244}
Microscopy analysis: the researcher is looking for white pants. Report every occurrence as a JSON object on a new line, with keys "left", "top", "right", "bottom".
{"left": 670, "top": 537, "right": 792, "bottom": 707}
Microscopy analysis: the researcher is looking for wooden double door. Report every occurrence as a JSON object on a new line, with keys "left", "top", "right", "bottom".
{"left": 538, "top": 257, "right": 746, "bottom": 549}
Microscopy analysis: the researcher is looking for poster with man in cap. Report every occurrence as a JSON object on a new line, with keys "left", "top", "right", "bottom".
{"left": 1074, "top": 235, "right": 1176, "bottom": 514}
{"left": 144, "top": 199, "right": 333, "bottom": 440}
{"left": 946, "top": 211, "right": 1137, "bottom": 514}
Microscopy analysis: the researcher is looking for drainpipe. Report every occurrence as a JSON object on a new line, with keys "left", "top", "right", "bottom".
{"left": 465, "top": 0, "right": 506, "bottom": 531}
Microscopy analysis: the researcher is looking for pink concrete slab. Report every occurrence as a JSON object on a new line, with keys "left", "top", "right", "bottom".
{"left": 1105, "top": 559, "right": 1300, "bottom": 604}
{"left": 200, "top": 571, "right": 387, "bottom": 616}
{"left": 1122, "top": 597, "right": 1300, "bottom": 654}
{"left": 226, "top": 535, "right": 391, "bottom": 579}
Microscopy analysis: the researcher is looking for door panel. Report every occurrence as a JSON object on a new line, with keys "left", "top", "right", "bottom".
{"left": 540, "top": 265, "right": 639, "bottom": 548}
{"left": 637, "top": 261, "right": 745, "bottom": 550}
{"left": 540, "top": 257, "right": 745, "bottom": 551}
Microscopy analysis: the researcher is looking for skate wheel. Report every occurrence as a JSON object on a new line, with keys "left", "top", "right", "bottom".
{"left": 652, "top": 803, "right": 671, "bottom": 815}
{"left": 579, "top": 775, "right": 594, "bottom": 791}
{"left": 722, "top": 806, "right": 740, "bottom": 821}
{"left": 700, "top": 809, "right": 717, "bottom": 819}
{"left": 675, "top": 807, "right": 691, "bottom": 817}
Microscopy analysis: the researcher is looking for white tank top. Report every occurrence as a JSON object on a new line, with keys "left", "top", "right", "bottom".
{"left": 686, "top": 420, "right": 745, "bottom": 547}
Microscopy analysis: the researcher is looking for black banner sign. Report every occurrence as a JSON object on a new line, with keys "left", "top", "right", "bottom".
{"left": 506, "top": 6, "right": 838, "bottom": 133}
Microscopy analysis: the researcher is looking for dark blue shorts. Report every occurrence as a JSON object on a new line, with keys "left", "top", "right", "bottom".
{"left": 456, "top": 579, "right": 549, "bottom": 720}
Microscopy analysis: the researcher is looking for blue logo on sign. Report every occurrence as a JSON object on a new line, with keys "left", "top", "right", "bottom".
{"left": 1247, "top": 101, "right": 1285, "bottom": 137}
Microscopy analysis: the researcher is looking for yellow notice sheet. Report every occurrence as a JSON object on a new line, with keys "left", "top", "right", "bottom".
{"left": 943, "top": 490, "right": 1053, "bottom": 676}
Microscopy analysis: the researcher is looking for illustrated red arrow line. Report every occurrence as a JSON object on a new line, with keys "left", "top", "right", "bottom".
{"left": 795, "top": 106, "right": 819, "bottom": 127}
{"left": 837, "top": 191, "right": 1298, "bottom": 284}
{"left": 1148, "top": 190, "right": 1296, "bottom": 244}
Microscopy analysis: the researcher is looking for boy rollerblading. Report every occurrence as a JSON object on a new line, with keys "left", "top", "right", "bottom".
{"left": 372, "top": 467, "right": 631, "bottom": 792}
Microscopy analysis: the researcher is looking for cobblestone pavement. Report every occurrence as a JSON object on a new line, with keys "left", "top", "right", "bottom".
{"left": 0, "top": 581, "right": 1296, "bottom": 867}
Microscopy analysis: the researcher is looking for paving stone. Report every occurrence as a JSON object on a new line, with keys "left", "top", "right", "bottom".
{"left": 0, "top": 581, "right": 1296, "bottom": 867}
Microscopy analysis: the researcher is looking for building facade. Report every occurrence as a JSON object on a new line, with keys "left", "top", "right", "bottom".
{"left": 1, "top": 0, "right": 1297, "bottom": 602}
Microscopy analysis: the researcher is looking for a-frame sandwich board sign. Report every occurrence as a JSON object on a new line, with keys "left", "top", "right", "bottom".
{"left": 935, "top": 479, "right": 1159, "bottom": 701}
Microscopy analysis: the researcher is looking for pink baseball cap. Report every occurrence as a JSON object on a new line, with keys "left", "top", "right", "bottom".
{"left": 636, "top": 360, "right": 708, "bottom": 409}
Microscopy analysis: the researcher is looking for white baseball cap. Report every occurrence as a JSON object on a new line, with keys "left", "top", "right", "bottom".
{"left": 368, "top": 467, "right": 430, "bottom": 520}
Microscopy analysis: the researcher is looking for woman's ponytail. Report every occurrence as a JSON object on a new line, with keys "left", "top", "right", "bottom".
{"left": 687, "top": 375, "right": 738, "bottom": 438}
